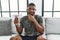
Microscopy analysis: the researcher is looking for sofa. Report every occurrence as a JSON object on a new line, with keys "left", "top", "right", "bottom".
{"left": 45, "top": 18, "right": 60, "bottom": 40}
{"left": 0, "top": 17, "right": 60, "bottom": 40}
{"left": 0, "top": 17, "right": 25, "bottom": 40}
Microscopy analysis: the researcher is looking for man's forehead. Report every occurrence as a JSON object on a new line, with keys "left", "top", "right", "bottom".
{"left": 27, "top": 6, "right": 35, "bottom": 9}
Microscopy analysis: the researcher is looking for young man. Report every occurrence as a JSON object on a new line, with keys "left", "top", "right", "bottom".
{"left": 10, "top": 3, "right": 47, "bottom": 40}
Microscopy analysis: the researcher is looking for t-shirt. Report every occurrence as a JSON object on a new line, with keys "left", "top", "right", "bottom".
{"left": 20, "top": 15, "right": 43, "bottom": 36}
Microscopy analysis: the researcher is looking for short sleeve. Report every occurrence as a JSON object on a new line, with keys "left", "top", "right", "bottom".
{"left": 38, "top": 16, "right": 43, "bottom": 24}
{"left": 38, "top": 16, "right": 43, "bottom": 26}
{"left": 20, "top": 18, "right": 24, "bottom": 28}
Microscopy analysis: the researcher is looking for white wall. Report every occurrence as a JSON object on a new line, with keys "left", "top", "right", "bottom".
{"left": 29, "top": 0, "right": 42, "bottom": 16}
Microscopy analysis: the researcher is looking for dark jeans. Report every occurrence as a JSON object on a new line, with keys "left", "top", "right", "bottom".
{"left": 21, "top": 35, "right": 38, "bottom": 40}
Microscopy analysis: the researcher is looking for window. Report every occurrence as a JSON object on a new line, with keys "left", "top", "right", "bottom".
{"left": 19, "top": 0, "right": 27, "bottom": 11}
{"left": 0, "top": 1, "right": 1, "bottom": 17}
{"left": 44, "top": 0, "right": 53, "bottom": 11}
{"left": 44, "top": 0, "right": 53, "bottom": 17}
{"left": 54, "top": 0, "right": 60, "bottom": 11}
{"left": 0, "top": 0, "right": 27, "bottom": 17}
{"left": 19, "top": 12, "right": 27, "bottom": 17}
{"left": 43, "top": 0, "right": 60, "bottom": 18}
{"left": 2, "top": 12, "right": 9, "bottom": 17}
{"left": 1, "top": 0, "right": 9, "bottom": 11}
{"left": 0, "top": 12, "right": 1, "bottom": 17}
{"left": 54, "top": 12, "right": 60, "bottom": 18}
{"left": 11, "top": 12, "right": 18, "bottom": 17}
{"left": 44, "top": 12, "right": 52, "bottom": 18}
{"left": 10, "top": 0, "right": 18, "bottom": 11}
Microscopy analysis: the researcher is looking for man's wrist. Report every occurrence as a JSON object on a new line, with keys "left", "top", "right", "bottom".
{"left": 15, "top": 23, "right": 20, "bottom": 27}
{"left": 15, "top": 23, "right": 18, "bottom": 26}
{"left": 33, "top": 19, "right": 37, "bottom": 23}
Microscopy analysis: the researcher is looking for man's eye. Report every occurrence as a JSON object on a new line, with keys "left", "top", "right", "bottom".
{"left": 33, "top": 9, "right": 35, "bottom": 10}
{"left": 29, "top": 8, "right": 31, "bottom": 10}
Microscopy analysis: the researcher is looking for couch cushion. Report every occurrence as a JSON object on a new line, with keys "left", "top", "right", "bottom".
{"left": 0, "top": 34, "right": 17, "bottom": 40}
{"left": 47, "top": 34, "right": 60, "bottom": 40}
{"left": 0, "top": 18, "right": 12, "bottom": 36}
{"left": 45, "top": 18, "right": 60, "bottom": 34}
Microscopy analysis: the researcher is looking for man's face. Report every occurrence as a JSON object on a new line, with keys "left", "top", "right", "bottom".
{"left": 27, "top": 6, "right": 36, "bottom": 15}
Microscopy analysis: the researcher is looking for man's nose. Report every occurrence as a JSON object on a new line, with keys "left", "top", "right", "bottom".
{"left": 31, "top": 10, "right": 34, "bottom": 12}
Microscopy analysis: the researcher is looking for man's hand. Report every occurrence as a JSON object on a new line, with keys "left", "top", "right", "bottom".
{"left": 10, "top": 35, "right": 22, "bottom": 40}
{"left": 14, "top": 17, "right": 19, "bottom": 25}
{"left": 37, "top": 34, "right": 47, "bottom": 40}
{"left": 28, "top": 14, "right": 36, "bottom": 22}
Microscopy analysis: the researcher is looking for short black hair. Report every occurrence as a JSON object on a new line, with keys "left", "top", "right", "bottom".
{"left": 28, "top": 3, "right": 36, "bottom": 7}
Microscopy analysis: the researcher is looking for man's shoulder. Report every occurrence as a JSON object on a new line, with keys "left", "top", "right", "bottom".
{"left": 35, "top": 15, "right": 43, "bottom": 23}
{"left": 21, "top": 16, "right": 27, "bottom": 19}
{"left": 20, "top": 16, "right": 27, "bottom": 21}
{"left": 35, "top": 15, "right": 42, "bottom": 18}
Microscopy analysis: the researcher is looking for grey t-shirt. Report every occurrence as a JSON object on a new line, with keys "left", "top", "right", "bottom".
{"left": 20, "top": 15, "right": 43, "bottom": 36}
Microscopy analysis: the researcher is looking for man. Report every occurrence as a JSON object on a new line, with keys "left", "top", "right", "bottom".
{"left": 10, "top": 3, "right": 47, "bottom": 40}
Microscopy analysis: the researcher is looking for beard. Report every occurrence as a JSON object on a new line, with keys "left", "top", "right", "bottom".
{"left": 27, "top": 12, "right": 35, "bottom": 16}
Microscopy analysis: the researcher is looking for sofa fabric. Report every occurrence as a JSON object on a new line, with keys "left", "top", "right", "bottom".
{"left": 45, "top": 18, "right": 60, "bottom": 34}
{"left": 1, "top": 17, "right": 60, "bottom": 40}
{"left": 0, "top": 18, "right": 12, "bottom": 36}
{"left": 47, "top": 34, "right": 60, "bottom": 40}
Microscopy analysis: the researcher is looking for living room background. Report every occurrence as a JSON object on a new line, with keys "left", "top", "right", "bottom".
{"left": 0, "top": 0, "right": 60, "bottom": 18}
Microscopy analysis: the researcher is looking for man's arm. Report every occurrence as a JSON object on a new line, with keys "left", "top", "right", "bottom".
{"left": 10, "top": 17, "right": 23, "bottom": 40}
{"left": 15, "top": 24, "right": 23, "bottom": 34}
{"left": 28, "top": 15, "right": 44, "bottom": 34}
{"left": 33, "top": 20, "right": 44, "bottom": 34}
{"left": 14, "top": 17, "right": 23, "bottom": 34}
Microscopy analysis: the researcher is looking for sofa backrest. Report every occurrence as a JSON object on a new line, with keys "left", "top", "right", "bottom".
{"left": 0, "top": 17, "right": 32, "bottom": 36}
{"left": 45, "top": 18, "right": 60, "bottom": 35}
{"left": 2, "top": 17, "right": 60, "bottom": 36}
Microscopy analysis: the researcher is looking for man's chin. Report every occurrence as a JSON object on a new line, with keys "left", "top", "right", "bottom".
{"left": 30, "top": 14, "right": 34, "bottom": 16}
{"left": 30, "top": 13, "right": 35, "bottom": 15}
{"left": 28, "top": 12, "right": 35, "bottom": 15}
